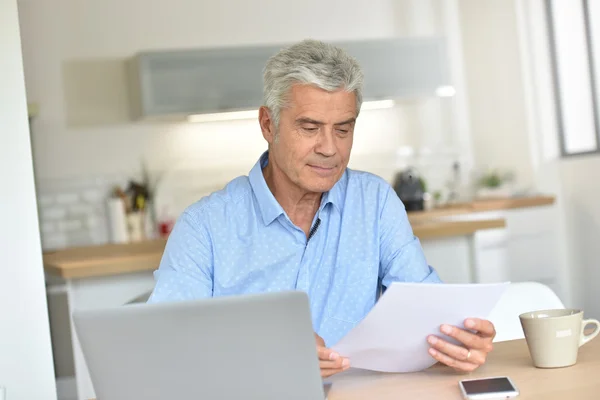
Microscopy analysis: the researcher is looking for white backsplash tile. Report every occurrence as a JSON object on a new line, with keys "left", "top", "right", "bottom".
{"left": 55, "top": 193, "right": 79, "bottom": 205}
{"left": 68, "top": 203, "right": 95, "bottom": 216}
{"left": 81, "top": 188, "right": 105, "bottom": 203}
{"left": 42, "top": 207, "right": 68, "bottom": 220}
{"left": 58, "top": 219, "right": 83, "bottom": 231}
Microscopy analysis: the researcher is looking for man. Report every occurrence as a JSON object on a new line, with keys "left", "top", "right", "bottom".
{"left": 148, "top": 39, "right": 496, "bottom": 378}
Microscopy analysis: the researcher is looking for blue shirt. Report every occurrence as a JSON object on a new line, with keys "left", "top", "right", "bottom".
{"left": 148, "top": 151, "right": 441, "bottom": 346}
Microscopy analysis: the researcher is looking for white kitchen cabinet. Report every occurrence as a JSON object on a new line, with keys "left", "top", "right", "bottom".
{"left": 420, "top": 226, "right": 509, "bottom": 285}
{"left": 421, "top": 236, "right": 474, "bottom": 283}
{"left": 472, "top": 227, "right": 510, "bottom": 283}
{"left": 437, "top": 204, "right": 565, "bottom": 300}
{"left": 128, "top": 37, "right": 450, "bottom": 120}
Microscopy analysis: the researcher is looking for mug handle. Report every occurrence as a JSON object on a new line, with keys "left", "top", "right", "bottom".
{"left": 580, "top": 319, "right": 600, "bottom": 347}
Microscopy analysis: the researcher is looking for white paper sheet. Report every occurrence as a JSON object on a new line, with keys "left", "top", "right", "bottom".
{"left": 331, "top": 282, "right": 509, "bottom": 373}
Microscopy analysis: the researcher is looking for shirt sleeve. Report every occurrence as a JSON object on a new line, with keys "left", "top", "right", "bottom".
{"left": 147, "top": 210, "right": 214, "bottom": 303}
{"left": 379, "top": 185, "right": 442, "bottom": 288}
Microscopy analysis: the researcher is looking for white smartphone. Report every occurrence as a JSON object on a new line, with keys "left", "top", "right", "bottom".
{"left": 458, "top": 376, "right": 520, "bottom": 399}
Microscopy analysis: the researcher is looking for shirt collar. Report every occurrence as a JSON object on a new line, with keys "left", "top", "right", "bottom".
{"left": 321, "top": 169, "right": 346, "bottom": 214}
{"left": 249, "top": 151, "right": 285, "bottom": 225}
{"left": 248, "top": 151, "right": 346, "bottom": 225}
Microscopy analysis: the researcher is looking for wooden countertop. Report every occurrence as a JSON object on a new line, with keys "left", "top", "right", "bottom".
{"left": 43, "top": 239, "right": 167, "bottom": 279}
{"left": 45, "top": 195, "right": 554, "bottom": 280}
{"left": 43, "top": 218, "right": 505, "bottom": 280}
{"left": 408, "top": 195, "right": 555, "bottom": 223}
{"left": 44, "top": 196, "right": 551, "bottom": 279}
{"left": 411, "top": 218, "right": 505, "bottom": 239}
{"left": 327, "top": 336, "right": 600, "bottom": 400}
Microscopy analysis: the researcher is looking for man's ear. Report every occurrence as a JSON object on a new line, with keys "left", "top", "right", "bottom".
{"left": 259, "top": 106, "right": 275, "bottom": 145}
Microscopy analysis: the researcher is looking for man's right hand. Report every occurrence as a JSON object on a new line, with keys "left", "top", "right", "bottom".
{"left": 315, "top": 333, "right": 350, "bottom": 378}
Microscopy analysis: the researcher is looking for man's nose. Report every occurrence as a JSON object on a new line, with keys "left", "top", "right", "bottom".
{"left": 315, "top": 128, "right": 336, "bottom": 157}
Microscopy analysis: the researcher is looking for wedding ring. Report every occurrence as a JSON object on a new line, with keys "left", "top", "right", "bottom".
{"left": 466, "top": 349, "right": 472, "bottom": 361}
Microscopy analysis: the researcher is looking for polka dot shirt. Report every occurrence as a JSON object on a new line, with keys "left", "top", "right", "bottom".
{"left": 148, "top": 151, "right": 441, "bottom": 346}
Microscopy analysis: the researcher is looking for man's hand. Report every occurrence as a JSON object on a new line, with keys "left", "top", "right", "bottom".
{"left": 427, "top": 318, "right": 496, "bottom": 372}
{"left": 315, "top": 333, "right": 350, "bottom": 378}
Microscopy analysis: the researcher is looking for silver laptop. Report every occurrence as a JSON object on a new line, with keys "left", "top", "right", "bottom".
{"left": 72, "top": 291, "right": 327, "bottom": 400}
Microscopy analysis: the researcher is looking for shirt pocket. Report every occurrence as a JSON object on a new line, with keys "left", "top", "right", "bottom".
{"left": 325, "top": 260, "right": 377, "bottom": 324}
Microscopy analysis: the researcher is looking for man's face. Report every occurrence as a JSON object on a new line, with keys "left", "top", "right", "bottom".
{"left": 260, "top": 84, "right": 357, "bottom": 193}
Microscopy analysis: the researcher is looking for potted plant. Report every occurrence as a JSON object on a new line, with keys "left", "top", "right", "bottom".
{"left": 474, "top": 169, "right": 515, "bottom": 199}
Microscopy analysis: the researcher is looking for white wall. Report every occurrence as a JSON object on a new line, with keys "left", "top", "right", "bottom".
{"left": 0, "top": 0, "right": 57, "bottom": 398}
{"left": 18, "top": 0, "right": 471, "bottom": 252}
{"left": 17, "top": 0, "right": 412, "bottom": 182}
{"left": 559, "top": 158, "right": 600, "bottom": 317}
{"left": 455, "top": 0, "right": 580, "bottom": 308}
{"left": 512, "top": 0, "right": 575, "bottom": 310}
{"left": 458, "top": 0, "right": 535, "bottom": 191}
{"left": 515, "top": 0, "right": 600, "bottom": 316}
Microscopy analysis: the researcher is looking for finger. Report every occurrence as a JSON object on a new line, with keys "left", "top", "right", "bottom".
{"left": 440, "top": 324, "right": 489, "bottom": 351}
{"left": 427, "top": 335, "right": 485, "bottom": 365}
{"left": 320, "top": 357, "right": 350, "bottom": 370}
{"left": 314, "top": 333, "right": 326, "bottom": 347}
{"left": 428, "top": 347, "right": 478, "bottom": 372}
{"left": 465, "top": 318, "right": 496, "bottom": 338}
{"left": 321, "top": 365, "right": 348, "bottom": 378}
{"left": 320, "top": 359, "right": 350, "bottom": 378}
{"left": 317, "top": 346, "right": 341, "bottom": 361}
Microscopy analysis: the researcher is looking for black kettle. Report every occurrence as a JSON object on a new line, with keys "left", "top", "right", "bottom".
{"left": 392, "top": 167, "right": 425, "bottom": 212}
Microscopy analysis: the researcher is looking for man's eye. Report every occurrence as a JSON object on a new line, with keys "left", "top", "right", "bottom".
{"left": 336, "top": 129, "right": 349, "bottom": 134}
{"left": 303, "top": 126, "right": 318, "bottom": 132}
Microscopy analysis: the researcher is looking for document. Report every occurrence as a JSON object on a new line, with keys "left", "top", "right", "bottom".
{"left": 331, "top": 282, "right": 509, "bottom": 373}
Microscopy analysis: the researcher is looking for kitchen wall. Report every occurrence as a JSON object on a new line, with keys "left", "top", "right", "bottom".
{"left": 457, "top": 0, "right": 536, "bottom": 192}
{"left": 0, "top": 0, "right": 57, "bottom": 398}
{"left": 18, "top": 0, "right": 472, "bottom": 251}
{"left": 514, "top": 0, "right": 600, "bottom": 317}
{"left": 559, "top": 158, "right": 600, "bottom": 317}
{"left": 452, "top": 0, "right": 580, "bottom": 310}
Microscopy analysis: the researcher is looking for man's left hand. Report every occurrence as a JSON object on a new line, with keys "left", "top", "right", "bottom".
{"left": 427, "top": 318, "right": 496, "bottom": 372}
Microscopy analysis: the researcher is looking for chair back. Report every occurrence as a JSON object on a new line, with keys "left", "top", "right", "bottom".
{"left": 488, "top": 282, "right": 565, "bottom": 342}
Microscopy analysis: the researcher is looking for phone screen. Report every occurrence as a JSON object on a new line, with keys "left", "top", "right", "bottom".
{"left": 461, "top": 377, "right": 516, "bottom": 395}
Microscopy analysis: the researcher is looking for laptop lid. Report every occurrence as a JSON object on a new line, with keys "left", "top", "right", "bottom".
{"left": 72, "top": 290, "right": 325, "bottom": 400}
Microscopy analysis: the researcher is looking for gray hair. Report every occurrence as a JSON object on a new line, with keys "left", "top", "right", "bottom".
{"left": 262, "top": 39, "right": 364, "bottom": 129}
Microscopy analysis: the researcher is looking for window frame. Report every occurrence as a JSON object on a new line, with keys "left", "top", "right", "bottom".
{"left": 546, "top": 0, "right": 600, "bottom": 157}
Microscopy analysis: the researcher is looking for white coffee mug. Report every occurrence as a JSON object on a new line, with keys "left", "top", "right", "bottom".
{"left": 520, "top": 309, "right": 600, "bottom": 368}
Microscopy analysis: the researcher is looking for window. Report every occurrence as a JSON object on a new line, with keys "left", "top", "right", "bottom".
{"left": 547, "top": 0, "right": 600, "bottom": 156}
